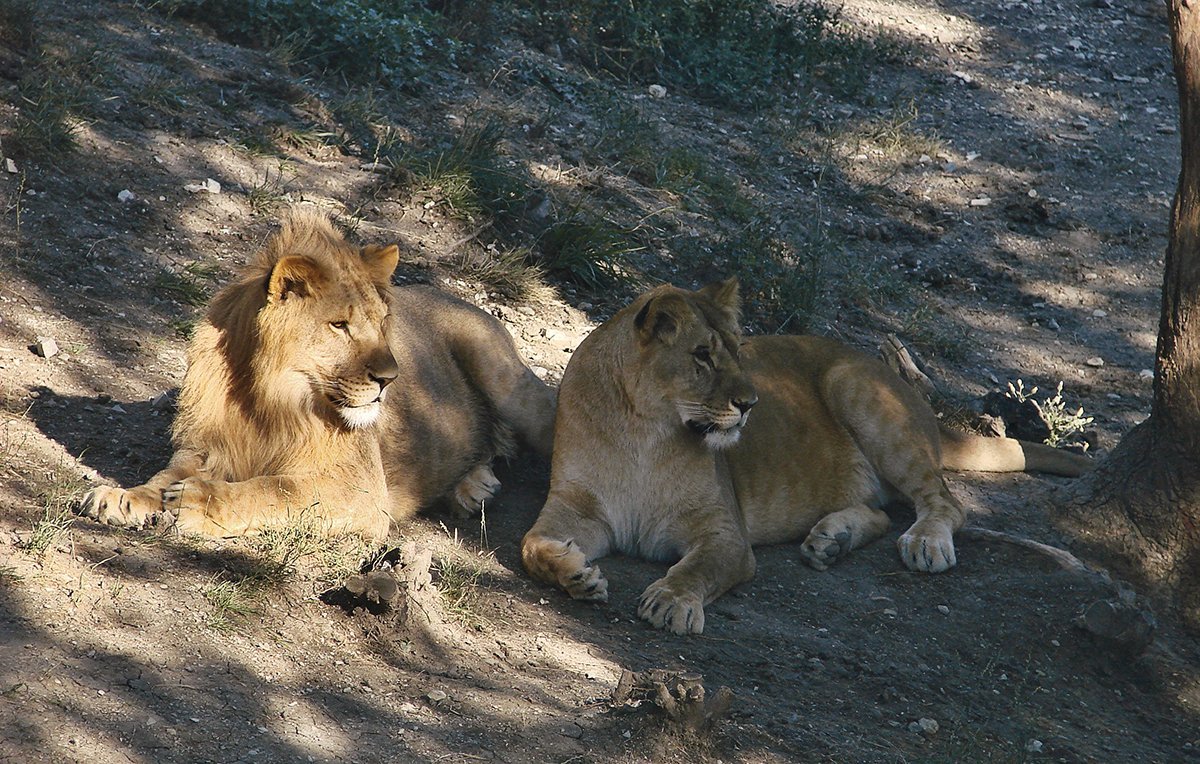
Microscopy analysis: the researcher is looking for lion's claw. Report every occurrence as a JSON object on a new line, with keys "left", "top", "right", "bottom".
{"left": 638, "top": 579, "right": 705, "bottom": 635}
{"left": 897, "top": 521, "right": 956, "bottom": 573}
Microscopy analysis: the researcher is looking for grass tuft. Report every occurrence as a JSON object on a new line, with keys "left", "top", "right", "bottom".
{"left": 202, "top": 574, "right": 261, "bottom": 632}
{"left": 154, "top": 262, "right": 219, "bottom": 307}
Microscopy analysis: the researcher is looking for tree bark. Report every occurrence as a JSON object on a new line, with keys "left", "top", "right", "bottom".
{"left": 1057, "top": 0, "right": 1200, "bottom": 631}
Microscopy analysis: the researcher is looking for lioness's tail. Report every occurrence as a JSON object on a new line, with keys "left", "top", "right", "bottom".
{"left": 938, "top": 426, "right": 1091, "bottom": 477}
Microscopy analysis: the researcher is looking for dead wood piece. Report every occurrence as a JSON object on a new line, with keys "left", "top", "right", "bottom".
{"left": 612, "top": 669, "right": 733, "bottom": 731}
{"left": 324, "top": 541, "right": 438, "bottom": 622}
{"left": 880, "top": 334, "right": 936, "bottom": 397}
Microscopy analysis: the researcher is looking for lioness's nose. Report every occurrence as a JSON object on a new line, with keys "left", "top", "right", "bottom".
{"left": 370, "top": 353, "right": 400, "bottom": 389}
{"left": 734, "top": 395, "right": 758, "bottom": 414}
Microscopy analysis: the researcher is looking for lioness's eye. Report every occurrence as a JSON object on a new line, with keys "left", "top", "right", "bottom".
{"left": 330, "top": 320, "right": 350, "bottom": 332}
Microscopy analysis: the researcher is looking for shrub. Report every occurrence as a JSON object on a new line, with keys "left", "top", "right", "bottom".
{"left": 154, "top": 0, "right": 454, "bottom": 85}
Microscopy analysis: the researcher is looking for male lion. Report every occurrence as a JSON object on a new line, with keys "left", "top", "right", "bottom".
{"left": 522, "top": 279, "right": 1090, "bottom": 634}
{"left": 80, "top": 211, "right": 555, "bottom": 539}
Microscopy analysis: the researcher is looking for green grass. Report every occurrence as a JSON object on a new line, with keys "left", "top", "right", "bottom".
{"left": 0, "top": 565, "right": 23, "bottom": 585}
{"left": 537, "top": 216, "right": 643, "bottom": 291}
{"left": 153, "top": 262, "right": 219, "bottom": 307}
{"left": 20, "top": 468, "right": 86, "bottom": 558}
{"left": 521, "top": 0, "right": 897, "bottom": 107}
{"left": 433, "top": 551, "right": 486, "bottom": 627}
{"left": 155, "top": 0, "right": 456, "bottom": 86}
{"left": 247, "top": 512, "right": 373, "bottom": 587}
{"left": 202, "top": 574, "right": 261, "bottom": 632}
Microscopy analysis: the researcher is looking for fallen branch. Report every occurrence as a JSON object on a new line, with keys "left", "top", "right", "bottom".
{"left": 958, "top": 527, "right": 1156, "bottom": 655}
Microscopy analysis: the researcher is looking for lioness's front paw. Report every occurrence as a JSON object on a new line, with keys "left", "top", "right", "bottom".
{"left": 897, "top": 520, "right": 956, "bottom": 573}
{"left": 522, "top": 536, "right": 608, "bottom": 601}
{"left": 638, "top": 579, "right": 705, "bottom": 635}
{"left": 800, "top": 528, "right": 853, "bottom": 571}
{"left": 453, "top": 463, "right": 501, "bottom": 516}
{"left": 78, "top": 486, "right": 158, "bottom": 528}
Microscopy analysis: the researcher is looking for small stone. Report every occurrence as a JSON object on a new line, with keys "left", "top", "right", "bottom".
{"left": 1066, "top": 38, "right": 1083, "bottom": 50}
{"left": 35, "top": 337, "right": 59, "bottom": 358}
{"left": 936, "top": 604, "right": 950, "bottom": 615}
{"left": 1091, "top": 308, "right": 1107, "bottom": 318}
{"left": 1047, "top": 318, "right": 1061, "bottom": 331}
{"left": 184, "top": 178, "right": 221, "bottom": 194}
{"left": 882, "top": 608, "right": 898, "bottom": 617}
{"left": 1139, "top": 369, "right": 1154, "bottom": 380}
{"left": 969, "top": 196, "right": 992, "bottom": 207}
{"left": 648, "top": 84, "right": 667, "bottom": 98}
{"left": 1026, "top": 738, "right": 1044, "bottom": 753}
{"left": 5, "top": 158, "right": 17, "bottom": 173}
{"left": 916, "top": 718, "right": 939, "bottom": 736}
{"left": 117, "top": 189, "right": 136, "bottom": 203}
{"left": 426, "top": 689, "right": 448, "bottom": 704}
{"left": 1085, "top": 357, "right": 1105, "bottom": 368}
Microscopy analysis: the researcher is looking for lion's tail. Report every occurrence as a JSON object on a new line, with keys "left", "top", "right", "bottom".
{"left": 938, "top": 425, "right": 1092, "bottom": 477}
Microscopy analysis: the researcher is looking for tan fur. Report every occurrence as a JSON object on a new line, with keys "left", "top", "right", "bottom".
{"left": 522, "top": 280, "right": 1090, "bottom": 634}
{"left": 80, "top": 211, "right": 555, "bottom": 539}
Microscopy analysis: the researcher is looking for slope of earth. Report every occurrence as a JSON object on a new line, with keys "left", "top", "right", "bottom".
{"left": 0, "top": 1, "right": 1197, "bottom": 763}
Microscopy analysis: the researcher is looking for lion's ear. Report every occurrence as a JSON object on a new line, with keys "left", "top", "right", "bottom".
{"left": 361, "top": 243, "right": 400, "bottom": 284}
{"left": 634, "top": 292, "right": 688, "bottom": 344}
{"left": 267, "top": 255, "right": 326, "bottom": 303}
{"left": 698, "top": 277, "right": 741, "bottom": 328}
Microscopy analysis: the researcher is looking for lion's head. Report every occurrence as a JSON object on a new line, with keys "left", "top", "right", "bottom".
{"left": 209, "top": 212, "right": 402, "bottom": 430}
{"left": 631, "top": 279, "right": 758, "bottom": 448}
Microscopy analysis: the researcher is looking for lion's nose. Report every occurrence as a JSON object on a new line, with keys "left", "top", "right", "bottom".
{"left": 733, "top": 395, "right": 758, "bottom": 414}
{"left": 370, "top": 354, "right": 400, "bottom": 389}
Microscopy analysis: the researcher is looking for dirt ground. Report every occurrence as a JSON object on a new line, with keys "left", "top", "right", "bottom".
{"left": 2, "top": 0, "right": 1199, "bottom": 762}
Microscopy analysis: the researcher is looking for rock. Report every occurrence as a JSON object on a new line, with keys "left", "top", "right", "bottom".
{"left": 117, "top": 189, "right": 136, "bottom": 203}
{"left": 426, "top": 689, "right": 448, "bottom": 705}
{"left": 184, "top": 178, "right": 221, "bottom": 194}
{"left": 936, "top": 604, "right": 950, "bottom": 615}
{"left": 1085, "top": 357, "right": 1105, "bottom": 367}
{"left": 1027, "top": 738, "right": 1044, "bottom": 753}
{"left": 1091, "top": 308, "right": 1108, "bottom": 318}
{"left": 1139, "top": 369, "right": 1154, "bottom": 380}
{"left": 648, "top": 84, "right": 667, "bottom": 98}
{"left": 969, "top": 196, "right": 992, "bottom": 207}
{"left": 35, "top": 337, "right": 59, "bottom": 358}
{"left": 914, "top": 717, "right": 939, "bottom": 736}
{"left": 4, "top": 158, "right": 16, "bottom": 173}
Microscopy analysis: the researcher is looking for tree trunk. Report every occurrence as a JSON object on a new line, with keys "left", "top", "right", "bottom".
{"left": 1057, "top": 0, "right": 1200, "bottom": 631}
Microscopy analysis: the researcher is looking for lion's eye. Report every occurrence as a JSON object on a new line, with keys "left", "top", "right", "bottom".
{"left": 692, "top": 347, "right": 713, "bottom": 366}
{"left": 330, "top": 320, "right": 350, "bottom": 333}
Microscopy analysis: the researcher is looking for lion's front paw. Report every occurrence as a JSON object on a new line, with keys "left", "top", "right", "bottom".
{"left": 800, "top": 528, "right": 854, "bottom": 571}
{"left": 522, "top": 536, "right": 608, "bottom": 601}
{"left": 897, "top": 520, "right": 956, "bottom": 573}
{"left": 162, "top": 478, "right": 222, "bottom": 536}
{"left": 638, "top": 579, "right": 705, "bottom": 635}
{"left": 453, "top": 463, "right": 501, "bottom": 516}
{"left": 78, "top": 485, "right": 158, "bottom": 528}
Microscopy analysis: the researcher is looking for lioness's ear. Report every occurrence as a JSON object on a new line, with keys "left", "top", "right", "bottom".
{"left": 361, "top": 243, "right": 400, "bottom": 284}
{"left": 698, "top": 277, "right": 741, "bottom": 327}
{"left": 634, "top": 292, "right": 687, "bottom": 344}
{"left": 267, "top": 255, "right": 326, "bottom": 303}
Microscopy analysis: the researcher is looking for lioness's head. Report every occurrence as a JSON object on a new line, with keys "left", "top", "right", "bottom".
{"left": 632, "top": 279, "right": 758, "bottom": 449}
{"left": 252, "top": 213, "right": 401, "bottom": 429}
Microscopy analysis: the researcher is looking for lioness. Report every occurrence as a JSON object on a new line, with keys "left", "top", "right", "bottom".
{"left": 80, "top": 211, "right": 555, "bottom": 539}
{"left": 522, "top": 279, "right": 1090, "bottom": 634}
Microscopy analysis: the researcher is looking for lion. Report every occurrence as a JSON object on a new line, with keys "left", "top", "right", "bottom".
{"left": 79, "top": 210, "right": 555, "bottom": 539}
{"left": 521, "top": 279, "right": 1090, "bottom": 634}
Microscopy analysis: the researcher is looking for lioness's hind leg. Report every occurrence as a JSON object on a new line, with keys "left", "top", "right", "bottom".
{"left": 800, "top": 504, "right": 891, "bottom": 571}
{"left": 453, "top": 463, "right": 501, "bottom": 516}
